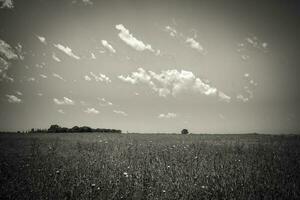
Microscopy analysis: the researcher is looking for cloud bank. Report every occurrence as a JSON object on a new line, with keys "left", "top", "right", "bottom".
{"left": 119, "top": 68, "right": 230, "bottom": 102}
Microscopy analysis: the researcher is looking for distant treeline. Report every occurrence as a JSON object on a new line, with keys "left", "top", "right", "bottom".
{"left": 28, "top": 124, "right": 122, "bottom": 134}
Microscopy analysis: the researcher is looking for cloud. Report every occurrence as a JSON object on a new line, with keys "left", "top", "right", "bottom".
{"left": 0, "top": 0, "right": 13, "bottom": 9}
{"left": 101, "top": 40, "right": 116, "bottom": 53}
{"left": 164, "top": 25, "right": 206, "bottom": 54}
{"left": 185, "top": 37, "right": 205, "bottom": 54}
{"left": 115, "top": 24, "right": 155, "bottom": 52}
{"left": 0, "top": 39, "right": 18, "bottom": 60}
{"left": 53, "top": 73, "right": 66, "bottom": 81}
{"left": 82, "top": 0, "right": 93, "bottom": 5}
{"left": 0, "top": 57, "right": 13, "bottom": 82}
{"left": 84, "top": 107, "right": 99, "bottom": 114}
{"left": 58, "top": 109, "right": 65, "bottom": 114}
{"left": 113, "top": 110, "right": 128, "bottom": 116}
{"left": 54, "top": 44, "right": 80, "bottom": 60}
{"left": 158, "top": 112, "right": 177, "bottom": 119}
{"left": 165, "top": 26, "right": 177, "bottom": 37}
{"left": 36, "top": 35, "right": 46, "bottom": 45}
{"left": 262, "top": 42, "right": 268, "bottom": 49}
{"left": 15, "top": 91, "right": 22, "bottom": 96}
{"left": 53, "top": 97, "right": 75, "bottom": 105}
{"left": 244, "top": 73, "right": 250, "bottom": 78}
{"left": 119, "top": 68, "right": 230, "bottom": 101}
{"left": 27, "top": 77, "right": 35, "bottom": 82}
{"left": 98, "top": 97, "right": 113, "bottom": 106}
{"left": 237, "top": 35, "right": 269, "bottom": 58}
{"left": 84, "top": 75, "right": 91, "bottom": 81}
{"left": 218, "top": 92, "right": 231, "bottom": 103}
{"left": 15, "top": 43, "right": 24, "bottom": 60}
{"left": 236, "top": 94, "right": 249, "bottom": 103}
{"left": 52, "top": 53, "right": 61, "bottom": 62}
{"left": 89, "top": 72, "right": 111, "bottom": 83}
{"left": 6, "top": 94, "right": 21, "bottom": 103}
{"left": 40, "top": 74, "right": 47, "bottom": 78}
{"left": 91, "top": 53, "right": 96, "bottom": 59}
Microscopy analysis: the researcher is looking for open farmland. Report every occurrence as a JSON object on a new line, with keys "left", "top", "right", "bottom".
{"left": 0, "top": 133, "right": 300, "bottom": 199}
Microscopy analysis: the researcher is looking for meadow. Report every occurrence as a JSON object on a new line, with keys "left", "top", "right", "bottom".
{"left": 0, "top": 133, "right": 299, "bottom": 199}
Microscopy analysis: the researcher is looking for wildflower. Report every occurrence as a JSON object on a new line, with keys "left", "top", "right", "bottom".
{"left": 56, "top": 170, "right": 60, "bottom": 174}
{"left": 91, "top": 183, "right": 96, "bottom": 187}
{"left": 123, "top": 172, "right": 128, "bottom": 177}
{"left": 162, "top": 190, "right": 166, "bottom": 193}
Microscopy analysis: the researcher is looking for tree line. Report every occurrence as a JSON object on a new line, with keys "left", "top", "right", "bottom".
{"left": 29, "top": 124, "right": 122, "bottom": 134}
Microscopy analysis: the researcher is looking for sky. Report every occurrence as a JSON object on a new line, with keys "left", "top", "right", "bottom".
{"left": 0, "top": 0, "right": 300, "bottom": 133}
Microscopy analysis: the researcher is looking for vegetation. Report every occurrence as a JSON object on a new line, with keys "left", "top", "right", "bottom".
{"left": 0, "top": 133, "right": 299, "bottom": 199}
{"left": 181, "top": 129, "right": 189, "bottom": 135}
{"left": 28, "top": 124, "right": 122, "bottom": 134}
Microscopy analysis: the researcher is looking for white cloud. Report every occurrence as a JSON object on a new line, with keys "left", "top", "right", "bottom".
{"left": 53, "top": 73, "right": 66, "bottom": 81}
{"left": 218, "top": 92, "right": 231, "bottom": 103}
{"left": 52, "top": 53, "right": 61, "bottom": 62}
{"left": 165, "top": 26, "right": 177, "bottom": 37}
{"left": 82, "top": 0, "right": 93, "bottom": 5}
{"left": 118, "top": 75, "right": 136, "bottom": 84}
{"left": 36, "top": 35, "right": 46, "bottom": 45}
{"left": 113, "top": 110, "right": 128, "bottom": 116}
{"left": 262, "top": 42, "right": 268, "bottom": 49}
{"left": 0, "top": 39, "right": 18, "bottom": 60}
{"left": 58, "top": 109, "right": 65, "bottom": 114}
{"left": 89, "top": 72, "right": 111, "bottom": 83}
{"left": 118, "top": 68, "right": 230, "bottom": 101}
{"left": 15, "top": 43, "right": 24, "bottom": 60}
{"left": 0, "top": 0, "right": 13, "bottom": 9}
{"left": 27, "top": 77, "right": 35, "bottom": 82}
{"left": 185, "top": 37, "right": 205, "bottom": 53}
{"left": 91, "top": 53, "right": 96, "bottom": 59}
{"left": 98, "top": 97, "right": 113, "bottom": 106}
{"left": 84, "top": 107, "right": 99, "bottom": 114}
{"left": 101, "top": 40, "right": 116, "bottom": 53}
{"left": 115, "top": 24, "right": 155, "bottom": 52}
{"left": 158, "top": 112, "right": 177, "bottom": 119}
{"left": 237, "top": 35, "right": 269, "bottom": 57}
{"left": 236, "top": 94, "right": 249, "bottom": 103}
{"left": 15, "top": 91, "right": 22, "bottom": 96}
{"left": 54, "top": 44, "right": 80, "bottom": 60}
{"left": 84, "top": 75, "right": 91, "bottom": 81}
{"left": 40, "top": 74, "right": 47, "bottom": 79}
{"left": 164, "top": 25, "right": 206, "bottom": 54}
{"left": 6, "top": 94, "right": 21, "bottom": 103}
{"left": 241, "top": 55, "right": 250, "bottom": 61}
{"left": 53, "top": 97, "right": 75, "bottom": 105}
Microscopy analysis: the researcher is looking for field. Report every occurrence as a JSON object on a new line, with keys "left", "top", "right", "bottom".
{"left": 0, "top": 133, "right": 300, "bottom": 200}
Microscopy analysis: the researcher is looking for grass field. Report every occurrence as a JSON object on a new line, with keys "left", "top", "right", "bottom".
{"left": 0, "top": 133, "right": 300, "bottom": 199}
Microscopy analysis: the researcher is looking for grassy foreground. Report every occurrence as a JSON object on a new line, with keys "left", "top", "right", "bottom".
{"left": 0, "top": 133, "right": 300, "bottom": 199}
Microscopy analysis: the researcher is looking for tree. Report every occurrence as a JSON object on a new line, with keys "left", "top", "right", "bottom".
{"left": 181, "top": 129, "right": 189, "bottom": 135}
{"left": 48, "top": 124, "right": 61, "bottom": 133}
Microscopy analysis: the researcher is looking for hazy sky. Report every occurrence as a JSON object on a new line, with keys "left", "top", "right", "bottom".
{"left": 0, "top": 0, "right": 300, "bottom": 133}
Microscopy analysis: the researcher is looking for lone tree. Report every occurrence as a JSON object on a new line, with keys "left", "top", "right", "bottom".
{"left": 181, "top": 129, "right": 189, "bottom": 135}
